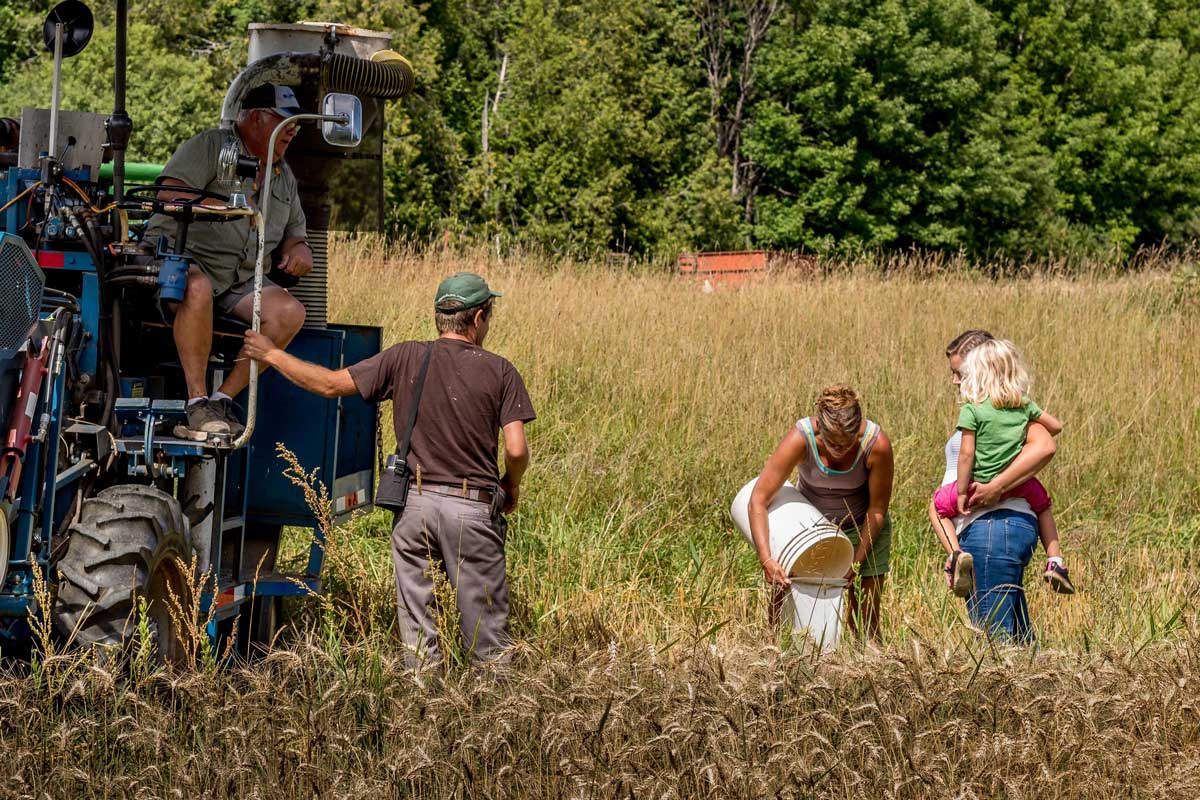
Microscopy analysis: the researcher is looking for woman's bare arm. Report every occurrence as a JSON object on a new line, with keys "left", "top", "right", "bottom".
{"left": 749, "top": 427, "right": 808, "bottom": 588}
{"left": 856, "top": 432, "right": 894, "bottom": 574}
{"left": 968, "top": 422, "right": 1056, "bottom": 508}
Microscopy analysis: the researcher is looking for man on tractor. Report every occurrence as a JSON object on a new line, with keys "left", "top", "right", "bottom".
{"left": 145, "top": 83, "right": 312, "bottom": 440}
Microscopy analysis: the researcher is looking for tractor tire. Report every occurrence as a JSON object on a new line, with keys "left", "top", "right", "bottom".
{"left": 0, "top": 501, "right": 11, "bottom": 591}
{"left": 53, "top": 484, "right": 192, "bottom": 663}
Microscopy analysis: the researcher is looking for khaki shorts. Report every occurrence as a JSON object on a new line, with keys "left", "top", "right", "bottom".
{"left": 843, "top": 513, "right": 892, "bottom": 578}
{"left": 215, "top": 274, "right": 280, "bottom": 315}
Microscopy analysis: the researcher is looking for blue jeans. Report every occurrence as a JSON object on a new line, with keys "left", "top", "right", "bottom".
{"left": 958, "top": 509, "right": 1039, "bottom": 644}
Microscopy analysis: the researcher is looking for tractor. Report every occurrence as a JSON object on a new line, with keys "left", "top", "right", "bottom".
{"left": 0, "top": 0, "right": 413, "bottom": 660}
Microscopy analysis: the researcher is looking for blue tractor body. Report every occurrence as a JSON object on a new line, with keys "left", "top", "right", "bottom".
{"left": 0, "top": 173, "right": 380, "bottom": 653}
{"left": 0, "top": 5, "right": 412, "bottom": 657}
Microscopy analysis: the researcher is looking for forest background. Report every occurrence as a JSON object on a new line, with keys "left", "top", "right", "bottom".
{"left": 3, "top": 0, "right": 1200, "bottom": 263}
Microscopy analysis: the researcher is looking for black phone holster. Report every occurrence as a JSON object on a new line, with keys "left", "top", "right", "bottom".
{"left": 373, "top": 343, "right": 434, "bottom": 515}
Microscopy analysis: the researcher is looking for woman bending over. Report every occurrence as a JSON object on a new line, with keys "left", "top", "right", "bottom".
{"left": 749, "top": 385, "right": 894, "bottom": 640}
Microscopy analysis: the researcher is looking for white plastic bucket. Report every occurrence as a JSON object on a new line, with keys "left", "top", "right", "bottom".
{"left": 731, "top": 477, "right": 854, "bottom": 649}
{"left": 729, "top": 478, "right": 853, "bottom": 578}
{"left": 783, "top": 578, "right": 847, "bottom": 652}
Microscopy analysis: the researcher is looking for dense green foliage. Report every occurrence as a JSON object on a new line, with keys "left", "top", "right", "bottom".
{"left": 4, "top": 0, "right": 1200, "bottom": 259}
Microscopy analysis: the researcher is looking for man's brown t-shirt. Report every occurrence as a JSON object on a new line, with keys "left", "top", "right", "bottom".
{"left": 348, "top": 338, "right": 535, "bottom": 490}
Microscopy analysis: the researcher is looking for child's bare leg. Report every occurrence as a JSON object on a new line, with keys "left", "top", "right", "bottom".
{"left": 928, "top": 498, "right": 962, "bottom": 590}
{"left": 934, "top": 515, "right": 958, "bottom": 551}
{"left": 935, "top": 516, "right": 959, "bottom": 588}
{"left": 1036, "top": 508, "right": 1063, "bottom": 561}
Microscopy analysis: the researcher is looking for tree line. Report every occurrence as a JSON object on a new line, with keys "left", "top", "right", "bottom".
{"left": 4, "top": 0, "right": 1200, "bottom": 261}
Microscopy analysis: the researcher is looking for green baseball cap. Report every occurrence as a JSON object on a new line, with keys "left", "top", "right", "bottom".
{"left": 434, "top": 271, "right": 503, "bottom": 311}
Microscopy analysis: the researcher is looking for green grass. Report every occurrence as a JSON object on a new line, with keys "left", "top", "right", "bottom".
{"left": 317, "top": 242, "right": 1199, "bottom": 651}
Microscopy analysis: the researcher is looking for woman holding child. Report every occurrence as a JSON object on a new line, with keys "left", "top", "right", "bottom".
{"left": 929, "top": 330, "right": 1074, "bottom": 644}
{"left": 748, "top": 385, "right": 894, "bottom": 640}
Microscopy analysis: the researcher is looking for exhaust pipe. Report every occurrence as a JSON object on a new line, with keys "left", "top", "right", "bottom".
{"left": 219, "top": 50, "right": 414, "bottom": 129}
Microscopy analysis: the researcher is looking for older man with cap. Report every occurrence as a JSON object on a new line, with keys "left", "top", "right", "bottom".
{"left": 242, "top": 272, "right": 535, "bottom": 668}
{"left": 146, "top": 83, "right": 312, "bottom": 440}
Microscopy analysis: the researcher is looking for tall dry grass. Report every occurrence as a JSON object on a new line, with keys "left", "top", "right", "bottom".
{"left": 10, "top": 633, "right": 1200, "bottom": 797}
{"left": 2, "top": 240, "right": 1197, "bottom": 798}
{"left": 326, "top": 238, "right": 1199, "bottom": 650}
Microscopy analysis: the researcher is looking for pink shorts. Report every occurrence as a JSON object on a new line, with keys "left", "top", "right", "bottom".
{"left": 933, "top": 478, "right": 1051, "bottom": 518}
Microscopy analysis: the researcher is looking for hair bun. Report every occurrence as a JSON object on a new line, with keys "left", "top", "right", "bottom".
{"left": 815, "top": 384, "right": 862, "bottom": 438}
{"left": 817, "top": 384, "right": 859, "bottom": 410}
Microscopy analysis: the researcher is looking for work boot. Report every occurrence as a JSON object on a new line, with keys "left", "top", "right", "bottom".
{"left": 208, "top": 397, "right": 245, "bottom": 436}
{"left": 173, "top": 400, "right": 231, "bottom": 441}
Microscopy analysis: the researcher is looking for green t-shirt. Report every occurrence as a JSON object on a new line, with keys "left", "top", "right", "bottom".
{"left": 956, "top": 398, "right": 1042, "bottom": 484}
{"left": 143, "top": 127, "right": 307, "bottom": 295}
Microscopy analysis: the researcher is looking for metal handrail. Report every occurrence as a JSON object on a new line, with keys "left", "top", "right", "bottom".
{"left": 230, "top": 111, "right": 347, "bottom": 451}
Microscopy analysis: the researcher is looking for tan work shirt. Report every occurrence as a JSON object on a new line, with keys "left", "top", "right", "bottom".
{"left": 144, "top": 127, "right": 307, "bottom": 295}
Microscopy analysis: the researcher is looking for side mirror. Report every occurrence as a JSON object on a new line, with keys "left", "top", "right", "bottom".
{"left": 321, "top": 93, "right": 363, "bottom": 148}
{"left": 43, "top": 0, "right": 94, "bottom": 58}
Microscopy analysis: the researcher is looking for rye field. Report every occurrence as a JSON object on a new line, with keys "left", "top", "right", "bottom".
{"left": 4, "top": 241, "right": 1199, "bottom": 798}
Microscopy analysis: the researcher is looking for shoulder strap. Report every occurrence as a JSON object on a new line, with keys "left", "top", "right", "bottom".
{"left": 797, "top": 417, "right": 823, "bottom": 471}
{"left": 860, "top": 420, "right": 881, "bottom": 456}
{"left": 397, "top": 342, "right": 435, "bottom": 459}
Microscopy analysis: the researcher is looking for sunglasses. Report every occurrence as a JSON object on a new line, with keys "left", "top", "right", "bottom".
{"left": 261, "top": 111, "right": 299, "bottom": 133}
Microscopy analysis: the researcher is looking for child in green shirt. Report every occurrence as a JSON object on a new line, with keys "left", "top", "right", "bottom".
{"left": 932, "top": 338, "right": 1074, "bottom": 594}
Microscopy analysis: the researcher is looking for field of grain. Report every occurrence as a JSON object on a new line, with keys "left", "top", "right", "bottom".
{"left": 3, "top": 241, "right": 1198, "bottom": 798}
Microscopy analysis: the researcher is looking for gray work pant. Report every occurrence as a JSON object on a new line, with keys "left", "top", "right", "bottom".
{"left": 391, "top": 489, "right": 510, "bottom": 668}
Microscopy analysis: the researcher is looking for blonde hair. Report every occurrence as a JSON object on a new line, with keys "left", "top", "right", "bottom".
{"left": 815, "top": 384, "right": 862, "bottom": 440}
{"left": 959, "top": 339, "right": 1032, "bottom": 409}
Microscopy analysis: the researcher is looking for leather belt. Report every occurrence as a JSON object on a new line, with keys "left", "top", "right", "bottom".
{"left": 410, "top": 481, "right": 494, "bottom": 505}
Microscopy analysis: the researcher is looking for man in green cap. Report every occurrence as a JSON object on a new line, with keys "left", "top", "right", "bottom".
{"left": 243, "top": 271, "right": 535, "bottom": 668}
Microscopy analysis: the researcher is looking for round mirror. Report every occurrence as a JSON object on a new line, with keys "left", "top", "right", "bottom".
{"left": 43, "top": 0, "right": 94, "bottom": 58}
